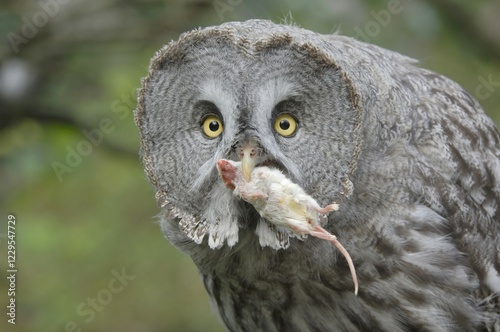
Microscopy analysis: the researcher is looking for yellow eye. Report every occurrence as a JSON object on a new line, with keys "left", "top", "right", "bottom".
{"left": 274, "top": 114, "right": 297, "bottom": 137}
{"left": 202, "top": 115, "right": 223, "bottom": 138}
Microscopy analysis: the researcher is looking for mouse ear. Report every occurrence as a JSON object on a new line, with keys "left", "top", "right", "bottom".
{"left": 216, "top": 159, "right": 238, "bottom": 190}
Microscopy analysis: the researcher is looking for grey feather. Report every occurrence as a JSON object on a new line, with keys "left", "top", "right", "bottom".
{"left": 135, "top": 19, "right": 500, "bottom": 331}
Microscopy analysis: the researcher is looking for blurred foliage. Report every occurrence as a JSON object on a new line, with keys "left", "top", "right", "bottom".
{"left": 0, "top": 0, "right": 499, "bottom": 331}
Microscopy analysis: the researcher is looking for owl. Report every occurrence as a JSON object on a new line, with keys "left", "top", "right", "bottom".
{"left": 135, "top": 20, "right": 500, "bottom": 331}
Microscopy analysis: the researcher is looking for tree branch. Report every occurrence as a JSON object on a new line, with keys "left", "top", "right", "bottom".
{"left": 1, "top": 102, "right": 138, "bottom": 159}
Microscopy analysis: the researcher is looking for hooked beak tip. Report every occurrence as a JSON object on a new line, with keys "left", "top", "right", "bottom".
{"left": 241, "top": 150, "right": 255, "bottom": 182}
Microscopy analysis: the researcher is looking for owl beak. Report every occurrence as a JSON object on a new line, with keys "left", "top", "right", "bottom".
{"left": 239, "top": 144, "right": 257, "bottom": 182}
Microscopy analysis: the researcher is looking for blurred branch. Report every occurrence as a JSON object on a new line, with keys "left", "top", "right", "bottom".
{"left": 1, "top": 102, "right": 138, "bottom": 158}
{"left": 424, "top": 0, "right": 500, "bottom": 60}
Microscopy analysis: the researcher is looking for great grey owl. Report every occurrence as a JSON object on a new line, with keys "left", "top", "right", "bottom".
{"left": 134, "top": 20, "right": 500, "bottom": 331}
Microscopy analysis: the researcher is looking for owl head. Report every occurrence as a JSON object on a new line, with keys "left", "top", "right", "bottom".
{"left": 135, "top": 20, "right": 368, "bottom": 250}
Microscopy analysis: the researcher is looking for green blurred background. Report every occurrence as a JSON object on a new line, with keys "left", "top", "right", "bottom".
{"left": 0, "top": 0, "right": 499, "bottom": 331}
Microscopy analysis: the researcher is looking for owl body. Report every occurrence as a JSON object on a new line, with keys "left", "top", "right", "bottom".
{"left": 136, "top": 20, "right": 500, "bottom": 331}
